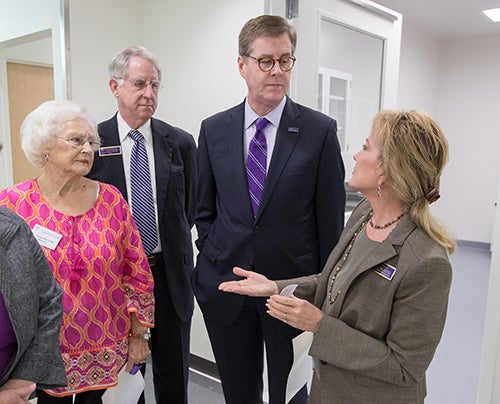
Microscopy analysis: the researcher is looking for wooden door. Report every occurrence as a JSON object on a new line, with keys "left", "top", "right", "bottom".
{"left": 7, "top": 62, "right": 54, "bottom": 183}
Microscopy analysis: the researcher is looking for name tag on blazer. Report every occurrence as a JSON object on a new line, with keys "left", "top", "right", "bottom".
{"left": 98, "top": 145, "right": 122, "bottom": 156}
{"left": 372, "top": 262, "right": 396, "bottom": 281}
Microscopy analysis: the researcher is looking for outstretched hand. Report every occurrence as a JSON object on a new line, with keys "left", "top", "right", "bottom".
{"left": 218, "top": 267, "right": 279, "bottom": 297}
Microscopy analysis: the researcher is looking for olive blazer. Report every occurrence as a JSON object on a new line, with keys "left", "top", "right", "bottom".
{"left": 277, "top": 199, "right": 452, "bottom": 404}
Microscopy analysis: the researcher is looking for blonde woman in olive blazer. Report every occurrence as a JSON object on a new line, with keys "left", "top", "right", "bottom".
{"left": 219, "top": 109, "right": 455, "bottom": 404}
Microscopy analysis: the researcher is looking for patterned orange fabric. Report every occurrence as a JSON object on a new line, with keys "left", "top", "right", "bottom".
{"left": 0, "top": 180, "right": 154, "bottom": 396}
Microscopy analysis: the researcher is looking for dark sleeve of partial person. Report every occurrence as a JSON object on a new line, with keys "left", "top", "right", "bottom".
{"left": 194, "top": 123, "right": 216, "bottom": 253}
{"left": 181, "top": 129, "right": 198, "bottom": 229}
{"left": 7, "top": 221, "right": 67, "bottom": 389}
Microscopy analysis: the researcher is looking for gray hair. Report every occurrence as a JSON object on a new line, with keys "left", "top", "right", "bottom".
{"left": 21, "top": 100, "right": 97, "bottom": 168}
{"left": 108, "top": 45, "right": 162, "bottom": 82}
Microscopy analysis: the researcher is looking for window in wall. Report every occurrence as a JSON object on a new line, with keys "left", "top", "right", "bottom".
{"left": 318, "top": 67, "right": 352, "bottom": 152}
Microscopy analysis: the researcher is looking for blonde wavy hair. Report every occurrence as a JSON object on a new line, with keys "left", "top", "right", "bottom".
{"left": 372, "top": 109, "right": 455, "bottom": 253}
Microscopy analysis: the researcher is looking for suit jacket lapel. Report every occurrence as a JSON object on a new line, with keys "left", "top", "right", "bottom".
{"left": 151, "top": 118, "right": 172, "bottom": 215}
{"left": 226, "top": 103, "right": 255, "bottom": 221}
{"left": 256, "top": 98, "right": 301, "bottom": 221}
{"left": 97, "top": 115, "right": 128, "bottom": 199}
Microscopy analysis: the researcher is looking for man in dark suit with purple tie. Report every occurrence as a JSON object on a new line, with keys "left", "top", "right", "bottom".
{"left": 191, "top": 15, "right": 345, "bottom": 404}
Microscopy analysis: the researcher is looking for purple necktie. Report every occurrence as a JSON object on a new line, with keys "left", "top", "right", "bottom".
{"left": 246, "top": 117, "right": 269, "bottom": 217}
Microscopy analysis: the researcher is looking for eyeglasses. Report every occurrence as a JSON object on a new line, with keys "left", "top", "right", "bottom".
{"left": 246, "top": 55, "right": 296, "bottom": 72}
{"left": 56, "top": 136, "right": 101, "bottom": 152}
{"left": 125, "top": 79, "right": 162, "bottom": 93}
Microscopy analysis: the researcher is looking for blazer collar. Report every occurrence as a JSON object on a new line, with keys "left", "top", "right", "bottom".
{"left": 315, "top": 200, "right": 417, "bottom": 312}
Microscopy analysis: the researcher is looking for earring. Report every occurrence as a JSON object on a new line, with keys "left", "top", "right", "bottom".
{"left": 44, "top": 153, "right": 49, "bottom": 162}
{"left": 377, "top": 184, "right": 382, "bottom": 198}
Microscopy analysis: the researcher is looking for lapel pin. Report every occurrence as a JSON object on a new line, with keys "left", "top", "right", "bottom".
{"left": 288, "top": 127, "right": 299, "bottom": 133}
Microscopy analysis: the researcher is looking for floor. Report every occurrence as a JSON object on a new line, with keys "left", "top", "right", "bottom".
{"left": 175, "top": 243, "right": 491, "bottom": 404}
{"left": 30, "top": 243, "right": 490, "bottom": 404}
{"left": 425, "top": 242, "right": 491, "bottom": 404}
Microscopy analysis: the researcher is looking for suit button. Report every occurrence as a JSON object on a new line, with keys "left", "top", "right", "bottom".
{"left": 254, "top": 226, "right": 259, "bottom": 233}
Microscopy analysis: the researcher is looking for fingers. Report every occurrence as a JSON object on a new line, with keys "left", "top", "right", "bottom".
{"left": 219, "top": 267, "right": 251, "bottom": 292}
{"left": 126, "top": 347, "right": 151, "bottom": 373}
{"left": 266, "top": 295, "right": 299, "bottom": 323}
{"left": 125, "top": 361, "right": 134, "bottom": 373}
{"left": 219, "top": 281, "right": 240, "bottom": 292}
{"left": 232, "top": 266, "right": 252, "bottom": 277}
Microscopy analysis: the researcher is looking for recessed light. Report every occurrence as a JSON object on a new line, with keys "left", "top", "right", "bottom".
{"left": 483, "top": 8, "right": 500, "bottom": 22}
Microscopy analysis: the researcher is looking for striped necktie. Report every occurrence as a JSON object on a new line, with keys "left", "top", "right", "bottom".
{"left": 129, "top": 129, "right": 158, "bottom": 255}
{"left": 246, "top": 117, "right": 269, "bottom": 217}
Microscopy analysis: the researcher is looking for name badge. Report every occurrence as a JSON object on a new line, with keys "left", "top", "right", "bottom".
{"left": 99, "top": 146, "right": 122, "bottom": 156}
{"left": 32, "top": 224, "right": 62, "bottom": 250}
{"left": 372, "top": 262, "right": 396, "bottom": 281}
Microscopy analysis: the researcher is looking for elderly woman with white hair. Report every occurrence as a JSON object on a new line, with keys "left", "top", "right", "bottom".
{"left": 0, "top": 100, "right": 154, "bottom": 404}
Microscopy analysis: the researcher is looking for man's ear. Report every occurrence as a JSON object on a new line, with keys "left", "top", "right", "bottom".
{"left": 237, "top": 55, "right": 246, "bottom": 79}
{"left": 109, "top": 78, "right": 120, "bottom": 98}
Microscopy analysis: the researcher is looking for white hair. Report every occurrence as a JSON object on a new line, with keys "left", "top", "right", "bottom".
{"left": 21, "top": 100, "right": 97, "bottom": 168}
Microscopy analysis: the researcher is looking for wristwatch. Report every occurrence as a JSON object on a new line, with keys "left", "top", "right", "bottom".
{"left": 128, "top": 330, "right": 151, "bottom": 341}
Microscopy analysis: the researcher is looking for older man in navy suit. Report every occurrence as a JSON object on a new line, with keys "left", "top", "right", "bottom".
{"left": 191, "top": 15, "right": 345, "bottom": 404}
{"left": 88, "top": 45, "right": 197, "bottom": 404}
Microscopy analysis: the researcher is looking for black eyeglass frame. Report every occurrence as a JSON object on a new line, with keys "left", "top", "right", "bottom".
{"left": 245, "top": 55, "right": 296, "bottom": 72}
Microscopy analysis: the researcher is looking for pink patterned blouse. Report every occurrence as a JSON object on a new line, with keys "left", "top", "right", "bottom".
{"left": 0, "top": 179, "right": 154, "bottom": 396}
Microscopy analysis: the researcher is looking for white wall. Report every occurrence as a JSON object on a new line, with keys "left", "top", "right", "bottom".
{"left": 2, "top": 37, "right": 52, "bottom": 66}
{"left": 395, "top": 24, "right": 500, "bottom": 244}
{"left": 396, "top": 25, "right": 441, "bottom": 114}
{"left": 69, "top": 0, "right": 143, "bottom": 123}
{"left": 143, "top": 0, "right": 260, "bottom": 136}
{"left": 435, "top": 36, "right": 500, "bottom": 244}
{"left": 478, "top": 176, "right": 500, "bottom": 402}
{"left": 0, "top": 0, "right": 57, "bottom": 42}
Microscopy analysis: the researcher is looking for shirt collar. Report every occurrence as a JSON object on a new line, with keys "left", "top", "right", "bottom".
{"left": 244, "top": 96, "right": 287, "bottom": 130}
{"left": 117, "top": 112, "right": 153, "bottom": 144}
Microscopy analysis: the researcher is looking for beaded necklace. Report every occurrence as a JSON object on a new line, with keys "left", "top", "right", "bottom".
{"left": 369, "top": 211, "right": 406, "bottom": 229}
{"left": 327, "top": 211, "right": 372, "bottom": 305}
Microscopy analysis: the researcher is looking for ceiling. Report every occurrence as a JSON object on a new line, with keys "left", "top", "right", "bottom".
{"left": 373, "top": 0, "right": 500, "bottom": 41}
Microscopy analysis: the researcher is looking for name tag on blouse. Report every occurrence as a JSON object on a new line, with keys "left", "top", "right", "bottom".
{"left": 32, "top": 224, "right": 62, "bottom": 250}
{"left": 372, "top": 263, "right": 396, "bottom": 281}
